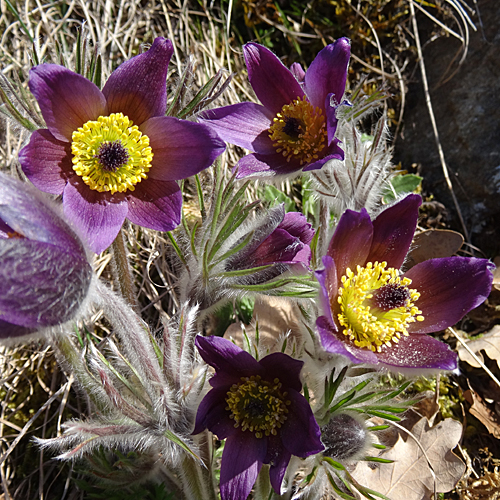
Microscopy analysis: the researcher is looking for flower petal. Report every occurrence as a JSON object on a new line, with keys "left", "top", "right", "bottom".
{"left": 280, "top": 389, "right": 324, "bottom": 457}
{"left": 28, "top": 65, "right": 106, "bottom": 142}
{"left": 18, "top": 129, "right": 73, "bottom": 195}
{"left": 375, "top": 334, "right": 458, "bottom": 372}
{"left": 258, "top": 352, "right": 303, "bottom": 392}
{"left": 193, "top": 387, "right": 237, "bottom": 439}
{"left": 316, "top": 315, "right": 366, "bottom": 363}
{"left": 140, "top": 116, "right": 225, "bottom": 181}
{"left": 195, "top": 335, "right": 261, "bottom": 375}
{"left": 103, "top": 37, "right": 173, "bottom": 125}
{"left": 266, "top": 437, "right": 290, "bottom": 494}
{"left": 0, "top": 239, "right": 91, "bottom": 328}
{"left": 368, "top": 194, "right": 422, "bottom": 269}
{"left": 304, "top": 38, "right": 350, "bottom": 111}
{"left": 0, "top": 174, "right": 84, "bottom": 256}
{"left": 0, "top": 318, "right": 35, "bottom": 340}
{"left": 301, "top": 145, "right": 344, "bottom": 171}
{"left": 244, "top": 43, "right": 304, "bottom": 114}
{"left": 316, "top": 256, "right": 338, "bottom": 324}
{"left": 290, "top": 62, "right": 305, "bottom": 83}
{"left": 279, "top": 212, "right": 314, "bottom": 245}
{"left": 220, "top": 431, "right": 266, "bottom": 500}
{"left": 327, "top": 208, "right": 373, "bottom": 280}
{"left": 199, "top": 102, "right": 275, "bottom": 153}
{"left": 235, "top": 152, "right": 303, "bottom": 179}
{"left": 405, "top": 257, "right": 494, "bottom": 334}
{"left": 63, "top": 180, "right": 127, "bottom": 254}
{"left": 126, "top": 179, "right": 181, "bottom": 232}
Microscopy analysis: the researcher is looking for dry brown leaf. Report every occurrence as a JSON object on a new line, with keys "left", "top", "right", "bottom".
{"left": 457, "top": 325, "right": 500, "bottom": 369}
{"left": 463, "top": 389, "right": 500, "bottom": 439}
{"left": 352, "top": 417, "right": 465, "bottom": 500}
{"left": 406, "top": 229, "right": 464, "bottom": 268}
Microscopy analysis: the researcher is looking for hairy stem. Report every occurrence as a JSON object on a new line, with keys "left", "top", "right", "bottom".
{"left": 111, "top": 227, "right": 138, "bottom": 309}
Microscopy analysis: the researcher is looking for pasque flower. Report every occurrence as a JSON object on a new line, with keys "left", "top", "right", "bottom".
{"left": 0, "top": 173, "right": 92, "bottom": 340}
{"left": 316, "top": 194, "right": 494, "bottom": 372}
{"left": 199, "top": 39, "right": 350, "bottom": 178}
{"left": 19, "top": 37, "right": 225, "bottom": 253}
{"left": 193, "top": 335, "right": 323, "bottom": 500}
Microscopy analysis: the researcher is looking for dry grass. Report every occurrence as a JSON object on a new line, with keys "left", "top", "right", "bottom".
{"left": 0, "top": 1, "right": 495, "bottom": 499}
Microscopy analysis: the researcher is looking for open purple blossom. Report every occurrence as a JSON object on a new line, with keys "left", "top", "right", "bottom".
{"left": 316, "top": 194, "right": 494, "bottom": 373}
{"left": 199, "top": 39, "right": 350, "bottom": 178}
{"left": 19, "top": 37, "right": 225, "bottom": 253}
{"left": 193, "top": 335, "right": 323, "bottom": 500}
{"left": 0, "top": 173, "right": 92, "bottom": 340}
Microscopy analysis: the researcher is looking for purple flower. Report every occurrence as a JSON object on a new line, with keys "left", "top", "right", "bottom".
{"left": 19, "top": 37, "right": 225, "bottom": 253}
{"left": 199, "top": 39, "right": 350, "bottom": 178}
{"left": 193, "top": 336, "right": 323, "bottom": 500}
{"left": 0, "top": 173, "right": 92, "bottom": 340}
{"left": 316, "top": 194, "right": 494, "bottom": 373}
{"left": 226, "top": 206, "right": 314, "bottom": 277}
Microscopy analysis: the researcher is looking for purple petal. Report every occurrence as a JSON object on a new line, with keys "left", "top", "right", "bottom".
{"left": 220, "top": 432, "right": 266, "bottom": 500}
{"left": 199, "top": 102, "right": 275, "bottom": 153}
{"left": 368, "top": 194, "right": 422, "bottom": 269}
{"left": 28, "top": 65, "right": 106, "bottom": 142}
{"left": 244, "top": 43, "right": 304, "bottom": 114}
{"left": 316, "top": 315, "right": 366, "bottom": 363}
{"left": 375, "top": 334, "right": 458, "bottom": 372}
{"left": 103, "top": 37, "right": 173, "bottom": 125}
{"left": 289, "top": 62, "right": 305, "bottom": 83}
{"left": 327, "top": 208, "right": 373, "bottom": 281}
{"left": 0, "top": 239, "right": 91, "bottom": 328}
{"left": 315, "top": 255, "right": 338, "bottom": 324}
{"left": 250, "top": 228, "right": 303, "bottom": 266}
{"left": 0, "top": 173, "right": 85, "bottom": 256}
{"left": 195, "top": 336, "right": 261, "bottom": 375}
{"left": 280, "top": 389, "right": 324, "bottom": 457}
{"left": 140, "top": 116, "right": 225, "bottom": 181}
{"left": 301, "top": 145, "right": 344, "bottom": 171}
{"left": 325, "top": 95, "right": 339, "bottom": 146}
{"left": 279, "top": 212, "right": 314, "bottom": 245}
{"left": 235, "top": 152, "right": 303, "bottom": 179}
{"left": 193, "top": 387, "right": 237, "bottom": 439}
{"left": 265, "top": 437, "right": 290, "bottom": 494}
{"left": 19, "top": 129, "right": 74, "bottom": 195}
{"left": 0, "top": 318, "right": 35, "bottom": 339}
{"left": 258, "top": 352, "right": 303, "bottom": 392}
{"left": 63, "top": 180, "right": 127, "bottom": 254}
{"left": 404, "top": 257, "right": 494, "bottom": 334}
{"left": 304, "top": 38, "right": 350, "bottom": 111}
{"left": 126, "top": 179, "right": 181, "bottom": 232}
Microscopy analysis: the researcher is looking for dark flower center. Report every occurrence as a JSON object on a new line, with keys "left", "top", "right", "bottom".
{"left": 225, "top": 375, "right": 291, "bottom": 438}
{"left": 372, "top": 283, "right": 411, "bottom": 311}
{"left": 95, "top": 140, "right": 130, "bottom": 172}
{"left": 282, "top": 116, "right": 303, "bottom": 140}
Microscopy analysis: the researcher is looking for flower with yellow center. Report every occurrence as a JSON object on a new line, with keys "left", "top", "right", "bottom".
{"left": 225, "top": 375, "right": 291, "bottom": 438}
{"left": 193, "top": 335, "right": 323, "bottom": 500}
{"left": 19, "top": 37, "right": 225, "bottom": 253}
{"left": 199, "top": 39, "right": 351, "bottom": 177}
{"left": 336, "top": 261, "right": 424, "bottom": 352}
{"left": 268, "top": 97, "right": 327, "bottom": 165}
{"left": 316, "top": 195, "right": 494, "bottom": 372}
{"left": 71, "top": 113, "right": 153, "bottom": 194}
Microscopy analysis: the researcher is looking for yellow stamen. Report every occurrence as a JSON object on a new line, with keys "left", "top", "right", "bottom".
{"left": 71, "top": 113, "right": 153, "bottom": 194}
{"left": 225, "top": 375, "right": 291, "bottom": 438}
{"left": 337, "top": 261, "right": 425, "bottom": 352}
{"left": 268, "top": 96, "right": 327, "bottom": 165}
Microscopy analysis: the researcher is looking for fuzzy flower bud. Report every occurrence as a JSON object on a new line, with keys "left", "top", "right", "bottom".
{"left": 321, "top": 413, "right": 368, "bottom": 462}
{"left": 0, "top": 173, "right": 93, "bottom": 341}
